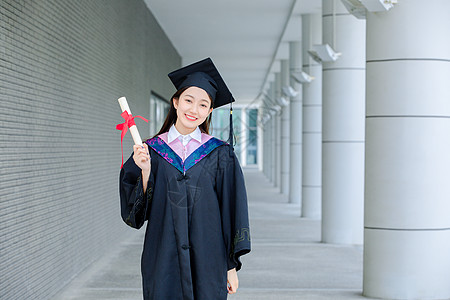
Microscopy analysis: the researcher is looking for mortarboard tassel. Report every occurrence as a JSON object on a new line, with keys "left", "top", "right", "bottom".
{"left": 227, "top": 103, "right": 235, "bottom": 156}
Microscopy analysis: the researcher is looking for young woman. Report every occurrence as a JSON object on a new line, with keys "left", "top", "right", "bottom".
{"left": 119, "top": 58, "right": 251, "bottom": 300}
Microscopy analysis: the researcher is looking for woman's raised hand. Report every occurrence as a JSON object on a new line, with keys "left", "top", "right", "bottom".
{"left": 133, "top": 143, "right": 150, "bottom": 173}
{"left": 133, "top": 143, "right": 151, "bottom": 193}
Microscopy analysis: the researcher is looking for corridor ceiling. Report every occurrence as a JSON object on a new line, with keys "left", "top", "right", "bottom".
{"left": 144, "top": 0, "right": 322, "bottom": 105}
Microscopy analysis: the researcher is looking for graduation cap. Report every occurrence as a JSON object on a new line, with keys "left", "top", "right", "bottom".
{"left": 168, "top": 57, "right": 235, "bottom": 109}
{"left": 168, "top": 58, "right": 236, "bottom": 151}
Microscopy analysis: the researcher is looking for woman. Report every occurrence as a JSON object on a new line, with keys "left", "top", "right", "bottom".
{"left": 119, "top": 58, "right": 251, "bottom": 300}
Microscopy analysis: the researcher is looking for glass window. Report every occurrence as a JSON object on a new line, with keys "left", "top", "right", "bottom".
{"left": 246, "top": 109, "right": 258, "bottom": 165}
{"left": 150, "top": 93, "right": 169, "bottom": 136}
{"left": 211, "top": 108, "right": 258, "bottom": 165}
{"left": 211, "top": 107, "right": 241, "bottom": 160}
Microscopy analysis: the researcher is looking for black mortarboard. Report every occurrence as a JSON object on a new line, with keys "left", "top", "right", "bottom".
{"left": 168, "top": 57, "right": 235, "bottom": 109}
{"left": 168, "top": 57, "right": 236, "bottom": 153}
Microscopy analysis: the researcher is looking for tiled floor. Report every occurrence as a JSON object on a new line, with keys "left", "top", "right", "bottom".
{"left": 52, "top": 167, "right": 375, "bottom": 300}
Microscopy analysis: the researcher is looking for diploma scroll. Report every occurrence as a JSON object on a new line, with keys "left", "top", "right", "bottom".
{"left": 116, "top": 97, "right": 149, "bottom": 168}
{"left": 118, "top": 97, "right": 144, "bottom": 146}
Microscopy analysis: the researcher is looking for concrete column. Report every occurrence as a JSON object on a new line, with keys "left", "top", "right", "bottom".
{"left": 269, "top": 113, "right": 273, "bottom": 181}
{"left": 265, "top": 120, "right": 271, "bottom": 179}
{"left": 262, "top": 113, "right": 266, "bottom": 175}
{"left": 321, "top": 0, "right": 365, "bottom": 244}
{"left": 301, "top": 14, "right": 323, "bottom": 219}
{"left": 262, "top": 107, "right": 270, "bottom": 179}
{"left": 263, "top": 88, "right": 270, "bottom": 180}
{"left": 265, "top": 117, "right": 271, "bottom": 180}
{"left": 363, "top": 1, "right": 450, "bottom": 299}
{"left": 269, "top": 83, "right": 276, "bottom": 184}
{"left": 280, "top": 60, "right": 290, "bottom": 195}
{"left": 265, "top": 116, "right": 271, "bottom": 180}
{"left": 240, "top": 108, "right": 247, "bottom": 166}
{"left": 270, "top": 82, "right": 278, "bottom": 186}
{"left": 258, "top": 108, "right": 264, "bottom": 171}
{"left": 289, "top": 40, "right": 303, "bottom": 205}
{"left": 274, "top": 73, "right": 282, "bottom": 190}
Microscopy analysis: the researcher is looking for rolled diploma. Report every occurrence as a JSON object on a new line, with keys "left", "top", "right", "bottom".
{"left": 118, "top": 97, "right": 143, "bottom": 145}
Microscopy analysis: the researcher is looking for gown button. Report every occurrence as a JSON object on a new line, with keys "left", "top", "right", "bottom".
{"left": 177, "top": 174, "right": 189, "bottom": 181}
{"left": 181, "top": 244, "right": 190, "bottom": 250}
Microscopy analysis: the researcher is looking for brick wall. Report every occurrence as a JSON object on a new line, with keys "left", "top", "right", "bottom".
{"left": 0, "top": 1, "right": 180, "bottom": 299}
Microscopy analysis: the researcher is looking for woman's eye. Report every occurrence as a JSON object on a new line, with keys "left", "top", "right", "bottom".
{"left": 185, "top": 99, "right": 192, "bottom": 103}
{"left": 200, "top": 104, "right": 207, "bottom": 108}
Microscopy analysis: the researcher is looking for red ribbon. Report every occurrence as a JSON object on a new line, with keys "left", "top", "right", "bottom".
{"left": 116, "top": 110, "right": 149, "bottom": 168}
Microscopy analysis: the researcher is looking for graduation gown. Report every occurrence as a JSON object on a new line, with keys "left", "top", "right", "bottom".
{"left": 119, "top": 136, "right": 251, "bottom": 300}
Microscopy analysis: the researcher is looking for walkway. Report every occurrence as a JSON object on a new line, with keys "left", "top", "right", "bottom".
{"left": 52, "top": 167, "right": 373, "bottom": 300}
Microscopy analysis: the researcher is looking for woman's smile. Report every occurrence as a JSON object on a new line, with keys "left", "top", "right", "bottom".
{"left": 185, "top": 114, "right": 198, "bottom": 121}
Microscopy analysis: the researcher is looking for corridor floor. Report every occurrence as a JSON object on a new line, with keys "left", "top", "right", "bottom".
{"left": 52, "top": 167, "right": 374, "bottom": 300}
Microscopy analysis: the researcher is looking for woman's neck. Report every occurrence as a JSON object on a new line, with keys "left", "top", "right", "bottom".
{"left": 174, "top": 122, "right": 196, "bottom": 136}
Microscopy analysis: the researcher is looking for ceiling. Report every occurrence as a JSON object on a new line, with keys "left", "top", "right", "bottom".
{"left": 144, "top": 0, "right": 322, "bottom": 105}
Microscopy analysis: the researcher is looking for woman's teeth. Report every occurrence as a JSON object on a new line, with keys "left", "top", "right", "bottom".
{"left": 186, "top": 114, "right": 197, "bottom": 121}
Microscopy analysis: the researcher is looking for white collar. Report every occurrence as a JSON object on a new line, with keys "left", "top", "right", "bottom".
{"left": 168, "top": 124, "right": 202, "bottom": 145}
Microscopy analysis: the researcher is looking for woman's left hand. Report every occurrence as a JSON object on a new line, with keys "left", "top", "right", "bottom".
{"left": 227, "top": 268, "right": 239, "bottom": 294}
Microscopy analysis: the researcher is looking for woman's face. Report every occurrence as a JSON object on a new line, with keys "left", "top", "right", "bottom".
{"left": 173, "top": 86, "right": 213, "bottom": 135}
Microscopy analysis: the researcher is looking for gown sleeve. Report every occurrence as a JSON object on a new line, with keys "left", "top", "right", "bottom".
{"left": 217, "top": 146, "right": 251, "bottom": 271}
{"left": 119, "top": 153, "right": 154, "bottom": 229}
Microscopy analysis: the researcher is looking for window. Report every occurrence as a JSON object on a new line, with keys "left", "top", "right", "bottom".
{"left": 150, "top": 93, "right": 169, "bottom": 136}
{"left": 246, "top": 109, "right": 258, "bottom": 165}
{"left": 211, "top": 108, "right": 241, "bottom": 160}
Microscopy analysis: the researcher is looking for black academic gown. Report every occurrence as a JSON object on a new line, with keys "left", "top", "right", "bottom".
{"left": 119, "top": 136, "right": 251, "bottom": 300}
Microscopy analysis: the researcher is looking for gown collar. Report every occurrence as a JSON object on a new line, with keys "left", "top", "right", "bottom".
{"left": 168, "top": 125, "right": 202, "bottom": 146}
{"left": 146, "top": 136, "right": 225, "bottom": 174}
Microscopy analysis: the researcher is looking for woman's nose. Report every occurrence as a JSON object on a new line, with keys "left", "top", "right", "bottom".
{"left": 190, "top": 105, "right": 198, "bottom": 114}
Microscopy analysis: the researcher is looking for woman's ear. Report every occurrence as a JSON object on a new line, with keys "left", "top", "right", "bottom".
{"left": 209, "top": 107, "right": 213, "bottom": 115}
{"left": 173, "top": 97, "right": 179, "bottom": 109}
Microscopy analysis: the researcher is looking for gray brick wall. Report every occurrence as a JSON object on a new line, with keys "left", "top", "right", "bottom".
{"left": 0, "top": 1, "right": 180, "bottom": 299}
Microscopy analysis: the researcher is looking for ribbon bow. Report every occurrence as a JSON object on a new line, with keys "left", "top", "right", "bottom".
{"left": 116, "top": 110, "right": 149, "bottom": 168}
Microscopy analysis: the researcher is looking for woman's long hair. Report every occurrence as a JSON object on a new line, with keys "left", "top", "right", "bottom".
{"left": 154, "top": 87, "right": 214, "bottom": 137}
